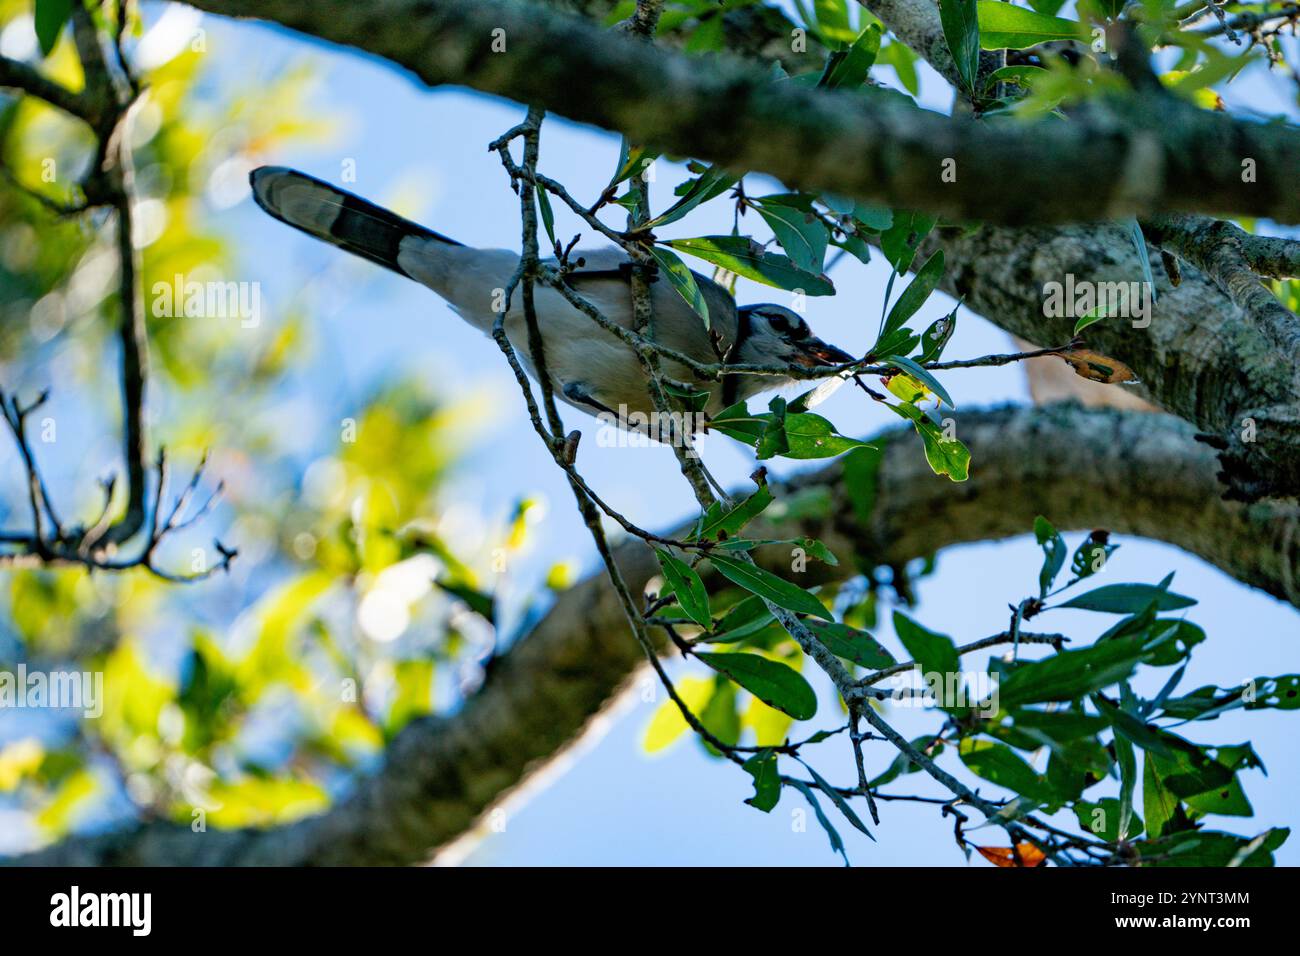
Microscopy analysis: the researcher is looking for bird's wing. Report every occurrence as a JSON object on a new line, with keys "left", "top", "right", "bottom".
{"left": 555, "top": 249, "right": 740, "bottom": 356}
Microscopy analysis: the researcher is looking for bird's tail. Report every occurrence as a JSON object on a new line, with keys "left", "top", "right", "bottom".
{"left": 249, "top": 166, "right": 461, "bottom": 278}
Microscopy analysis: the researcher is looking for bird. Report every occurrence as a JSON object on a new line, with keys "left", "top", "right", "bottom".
{"left": 248, "top": 167, "right": 853, "bottom": 428}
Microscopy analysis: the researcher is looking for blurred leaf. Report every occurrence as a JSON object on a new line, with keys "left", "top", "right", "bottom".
{"left": 35, "top": 0, "right": 72, "bottom": 56}
{"left": 643, "top": 676, "right": 714, "bottom": 753}
{"left": 388, "top": 659, "right": 434, "bottom": 734}
{"left": 0, "top": 739, "right": 44, "bottom": 792}
{"left": 822, "top": 23, "right": 883, "bottom": 88}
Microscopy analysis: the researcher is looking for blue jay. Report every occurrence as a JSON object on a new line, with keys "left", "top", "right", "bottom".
{"left": 249, "top": 167, "right": 853, "bottom": 423}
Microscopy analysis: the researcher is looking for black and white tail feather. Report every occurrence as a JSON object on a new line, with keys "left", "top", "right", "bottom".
{"left": 250, "top": 166, "right": 462, "bottom": 278}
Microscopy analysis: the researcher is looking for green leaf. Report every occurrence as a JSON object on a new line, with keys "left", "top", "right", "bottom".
{"left": 959, "top": 738, "right": 1058, "bottom": 804}
{"left": 983, "top": 64, "right": 1046, "bottom": 89}
{"left": 693, "top": 484, "right": 774, "bottom": 542}
{"left": 755, "top": 396, "right": 790, "bottom": 460}
{"left": 753, "top": 197, "right": 829, "bottom": 274}
{"left": 708, "top": 594, "right": 776, "bottom": 644}
{"left": 1070, "top": 532, "right": 1117, "bottom": 580}
{"left": 841, "top": 444, "right": 883, "bottom": 525}
{"left": 881, "top": 250, "right": 944, "bottom": 340}
{"left": 697, "top": 651, "right": 818, "bottom": 720}
{"left": 1143, "top": 753, "right": 1181, "bottom": 839}
{"left": 916, "top": 309, "right": 957, "bottom": 364}
{"left": 878, "top": 41, "right": 921, "bottom": 96}
{"left": 535, "top": 189, "right": 557, "bottom": 248}
{"left": 388, "top": 659, "right": 435, "bottom": 733}
{"left": 1115, "top": 730, "right": 1139, "bottom": 841}
{"left": 665, "top": 236, "right": 835, "bottom": 295}
{"left": 1033, "top": 515, "right": 1066, "bottom": 599}
{"left": 647, "top": 166, "right": 736, "bottom": 227}
{"left": 643, "top": 676, "right": 713, "bottom": 753}
{"left": 707, "top": 553, "right": 834, "bottom": 621}
{"left": 699, "top": 678, "right": 742, "bottom": 754}
{"left": 788, "top": 779, "right": 849, "bottom": 865}
{"left": 883, "top": 354, "right": 954, "bottom": 409}
{"left": 742, "top": 750, "right": 782, "bottom": 812}
{"left": 709, "top": 401, "right": 872, "bottom": 460}
{"left": 35, "top": 0, "right": 72, "bottom": 57}
{"left": 1075, "top": 798, "right": 1144, "bottom": 843}
{"left": 822, "top": 23, "right": 883, "bottom": 88}
{"left": 806, "top": 620, "right": 896, "bottom": 668}
{"left": 870, "top": 735, "right": 943, "bottom": 787}
{"left": 996, "top": 638, "right": 1148, "bottom": 707}
{"left": 609, "top": 139, "right": 660, "bottom": 187}
{"left": 939, "top": 0, "right": 981, "bottom": 94}
{"left": 893, "top": 612, "right": 959, "bottom": 686}
{"left": 880, "top": 211, "right": 937, "bottom": 272}
{"left": 650, "top": 245, "right": 710, "bottom": 329}
{"left": 797, "top": 757, "right": 874, "bottom": 839}
{"left": 1059, "top": 583, "right": 1196, "bottom": 614}
{"left": 889, "top": 402, "right": 970, "bottom": 481}
{"left": 655, "top": 549, "right": 712, "bottom": 628}
{"left": 976, "top": 1, "right": 1084, "bottom": 49}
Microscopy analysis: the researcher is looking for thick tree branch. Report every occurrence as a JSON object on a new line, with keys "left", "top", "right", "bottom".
{"left": 175, "top": 0, "right": 1300, "bottom": 225}
{"left": 927, "top": 221, "right": 1300, "bottom": 499}
{"left": 11, "top": 404, "right": 1299, "bottom": 866}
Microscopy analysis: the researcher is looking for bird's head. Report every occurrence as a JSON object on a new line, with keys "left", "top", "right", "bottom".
{"left": 734, "top": 305, "right": 855, "bottom": 370}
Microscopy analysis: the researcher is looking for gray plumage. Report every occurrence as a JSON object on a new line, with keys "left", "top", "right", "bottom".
{"left": 249, "top": 166, "right": 852, "bottom": 424}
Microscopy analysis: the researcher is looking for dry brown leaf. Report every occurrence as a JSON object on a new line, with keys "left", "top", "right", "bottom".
{"left": 975, "top": 843, "right": 1047, "bottom": 867}
{"left": 1059, "top": 349, "right": 1136, "bottom": 385}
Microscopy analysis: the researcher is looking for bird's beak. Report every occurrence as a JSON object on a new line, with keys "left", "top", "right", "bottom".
{"left": 796, "top": 338, "right": 857, "bottom": 369}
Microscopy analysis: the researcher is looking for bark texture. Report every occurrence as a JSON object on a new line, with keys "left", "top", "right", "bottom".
{"left": 174, "top": 0, "right": 1300, "bottom": 225}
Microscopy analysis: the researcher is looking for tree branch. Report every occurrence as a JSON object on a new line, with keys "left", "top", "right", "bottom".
{"left": 174, "top": 0, "right": 1300, "bottom": 224}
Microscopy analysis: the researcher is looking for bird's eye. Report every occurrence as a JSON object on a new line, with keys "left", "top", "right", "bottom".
{"left": 766, "top": 312, "right": 789, "bottom": 333}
